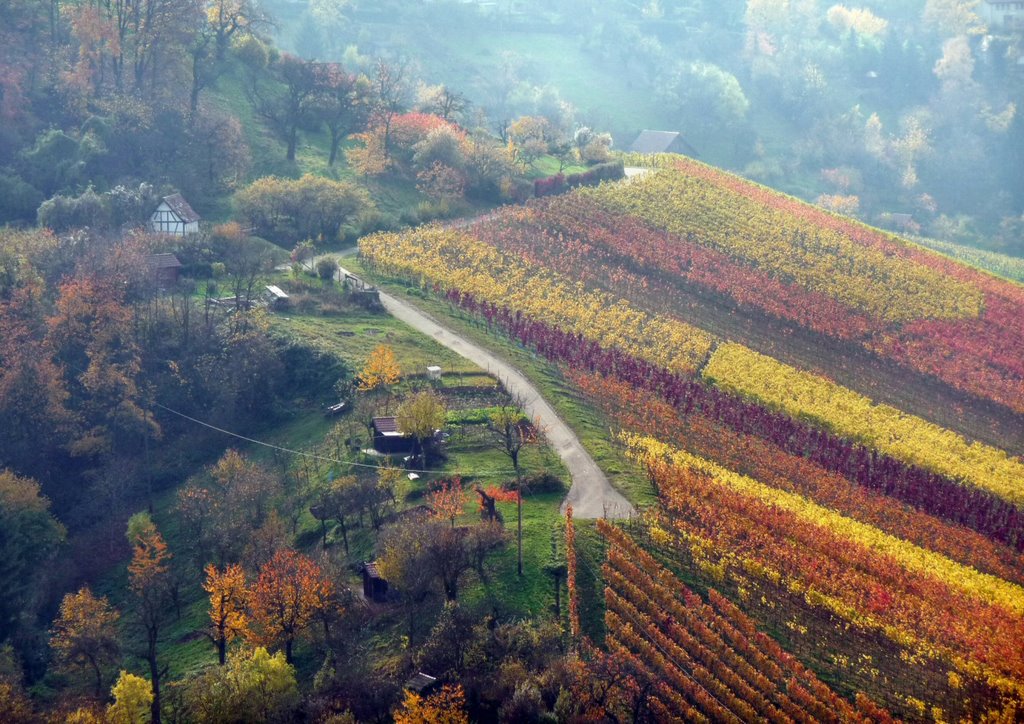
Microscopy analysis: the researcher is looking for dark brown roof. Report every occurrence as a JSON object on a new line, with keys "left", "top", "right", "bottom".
{"left": 362, "top": 561, "right": 383, "bottom": 580}
{"left": 162, "top": 193, "right": 201, "bottom": 223}
{"left": 405, "top": 673, "right": 437, "bottom": 694}
{"left": 373, "top": 416, "right": 399, "bottom": 433}
{"left": 146, "top": 253, "right": 182, "bottom": 270}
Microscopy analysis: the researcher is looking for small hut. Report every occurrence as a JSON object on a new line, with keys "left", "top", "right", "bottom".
{"left": 426, "top": 365, "right": 442, "bottom": 381}
{"left": 371, "top": 416, "right": 416, "bottom": 454}
{"left": 361, "top": 561, "right": 388, "bottom": 603}
{"left": 404, "top": 672, "right": 438, "bottom": 696}
{"left": 146, "top": 253, "right": 182, "bottom": 287}
{"left": 265, "top": 284, "right": 290, "bottom": 310}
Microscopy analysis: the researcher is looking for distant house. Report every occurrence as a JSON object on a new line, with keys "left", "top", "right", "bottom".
{"left": 890, "top": 213, "right": 916, "bottom": 233}
{"left": 371, "top": 416, "right": 416, "bottom": 454}
{"left": 146, "top": 253, "right": 182, "bottom": 287}
{"left": 150, "top": 194, "right": 200, "bottom": 236}
{"left": 980, "top": 1, "right": 1024, "bottom": 30}
{"left": 629, "top": 130, "right": 699, "bottom": 157}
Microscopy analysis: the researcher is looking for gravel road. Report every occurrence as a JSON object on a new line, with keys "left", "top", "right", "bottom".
{"left": 339, "top": 263, "right": 635, "bottom": 520}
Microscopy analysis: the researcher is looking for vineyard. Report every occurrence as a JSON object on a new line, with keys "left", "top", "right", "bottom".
{"left": 359, "top": 154, "right": 1024, "bottom": 719}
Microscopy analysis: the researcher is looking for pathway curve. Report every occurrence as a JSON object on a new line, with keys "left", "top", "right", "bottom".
{"left": 338, "top": 263, "right": 635, "bottom": 520}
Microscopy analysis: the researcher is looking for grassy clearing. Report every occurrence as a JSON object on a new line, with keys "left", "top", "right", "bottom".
{"left": 271, "top": 311, "right": 483, "bottom": 380}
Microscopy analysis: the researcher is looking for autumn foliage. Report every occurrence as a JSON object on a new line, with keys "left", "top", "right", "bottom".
{"left": 203, "top": 563, "right": 248, "bottom": 665}
{"left": 393, "top": 683, "right": 468, "bottom": 724}
{"left": 246, "top": 548, "right": 334, "bottom": 663}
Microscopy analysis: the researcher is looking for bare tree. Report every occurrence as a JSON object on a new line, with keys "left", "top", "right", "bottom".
{"left": 488, "top": 389, "right": 539, "bottom": 577}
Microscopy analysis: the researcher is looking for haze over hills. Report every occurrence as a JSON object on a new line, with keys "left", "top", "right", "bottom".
{"left": 0, "top": 0, "right": 1022, "bottom": 722}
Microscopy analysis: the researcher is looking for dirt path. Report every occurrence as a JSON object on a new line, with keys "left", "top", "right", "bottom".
{"left": 337, "top": 263, "right": 634, "bottom": 520}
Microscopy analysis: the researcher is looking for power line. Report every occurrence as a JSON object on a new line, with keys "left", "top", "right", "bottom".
{"left": 153, "top": 401, "right": 519, "bottom": 478}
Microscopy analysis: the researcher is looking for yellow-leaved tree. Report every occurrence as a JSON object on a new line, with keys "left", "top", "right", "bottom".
{"left": 106, "top": 671, "right": 152, "bottom": 724}
{"left": 393, "top": 683, "right": 469, "bottom": 724}
{"left": 357, "top": 344, "right": 401, "bottom": 412}
{"left": 49, "top": 586, "right": 121, "bottom": 697}
{"left": 203, "top": 563, "right": 248, "bottom": 665}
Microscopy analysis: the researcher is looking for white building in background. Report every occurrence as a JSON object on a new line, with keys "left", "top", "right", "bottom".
{"left": 150, "top": 194, "right": 200, "bottom": 236}
{"left": 981, "top": 1, "right": 1024, "bottom": 30}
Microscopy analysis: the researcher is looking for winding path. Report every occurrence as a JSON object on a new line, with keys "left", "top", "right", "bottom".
{"left": 338, "top": 262, "right": 635, "bottom": 520}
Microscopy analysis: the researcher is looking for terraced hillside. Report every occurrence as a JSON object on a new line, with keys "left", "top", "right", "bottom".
{"left": 359, "top": 155, "right": 1024, "bottom": 718}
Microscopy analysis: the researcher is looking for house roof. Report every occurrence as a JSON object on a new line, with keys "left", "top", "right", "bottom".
{"left": 266, "top": 285, "right": 289, "bottom": 299}
{"left": 404, "top": 673, "right": 437, "bottom": 694}
{"left": 362, "top": 561, "right": 383, "bottom": 580}
{"left": 373, "top": 416, "right": 399, "bottom": 433}
{"left": 630, "top": 130, "right": 681, "bottom": 154}
{"left": 629, "top": 129, "right": 700, "bottom": 157}
{"left": 161, "top": 193, "right": 201, "bottom": 223}
{"left": 146, "top": 253, "right": 182, "bottom": 270}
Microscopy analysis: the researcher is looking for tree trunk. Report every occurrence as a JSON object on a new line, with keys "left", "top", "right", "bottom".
{"left": 148, "top": 632, "right": 161, "bottom": 724}
{"left": 90, "top": 656, "right": 103, "bottom": 699}
{"left": 339, "top": 516, "right": 349, "bottom": 555}
{"left": 329, "top": 129, "right": 341, "bottom": 166}
{"left": 514, "top": 458, "right": 523, "bottom": 577}
{"left": 217, "top": 633, "right": 226, "bottom": 665}
{"left": 286, "top": 126, "right": 298, "bottom": 162}
{"left": 285, "top": 637, "right": 294, "bottom": 664}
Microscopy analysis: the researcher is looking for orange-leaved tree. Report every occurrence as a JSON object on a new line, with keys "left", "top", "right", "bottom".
{"left": 126, "top": 512, "right": 173, "bottom": 724}
{"left": 427, "top": 477, "right": 466, "bottom": 529}
{"left": 203, "top": 563, "right": 248, "bottom": 665}
{"left": 393, "top": 683, "right": 469, "bottom": 724}
{"left": 49, "top": 586, "right": 121, "bottom": 698}
{"left": 247, "top": 549, "right": 333, "bottom": 663}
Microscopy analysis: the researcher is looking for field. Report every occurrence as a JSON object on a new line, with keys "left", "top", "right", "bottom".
{"left": 358, "top": 155, "right": 1024, "bottom": 719}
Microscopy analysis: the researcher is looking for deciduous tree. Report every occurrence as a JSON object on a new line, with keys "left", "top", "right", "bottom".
{"left": 179, "top": 647, "right": 298, "bottom": 723}
{"left": 311, "top": 64, "right": 371, "bottom": 167}
{"left": 488, "top": 397, "right": 539, "bottom": 576}
{"left": 393, "top": 683, "right": 468, "bottom": 724}
{"left": 356, "top": 344, "right": 400, "bottom": 412}
{"left": 247, "top": 548, "right": 333, "bottom": 663}
{"left": 0, "top": 470, "right": 65, "bottom": 643}
{"left": 246, "top": 53, "right": 318, "bottom": 161}
{"left": 203, "top": 563, "right": 248, "bottom": 665}
{"left": 396, "top": 390, "right": 447, "bottom": 464}
{"left": 126, "top": 512, "right": 173, "bottom": 724}
{"left": 50, "top": 587, "right": 121, "bottom": 697}
{"left": 427, "top": 478, "right": 465, "bottom": 528}
{"left": 106, "top": 670, "right": 152, "bottom": 724}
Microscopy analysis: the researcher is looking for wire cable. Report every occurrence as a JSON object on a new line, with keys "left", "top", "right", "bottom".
{"left": 153, "top": 401, "right": 519, "bottom": 477}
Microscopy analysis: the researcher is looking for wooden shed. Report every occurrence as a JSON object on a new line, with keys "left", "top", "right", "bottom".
{"left": 361, "top": 561, "right": 389, "bottom": 603}
{"left": 265, "top": 284, "right": 290, "bottom": 310}
{"left": 404, "top": 672, "right": 439, "bottom": 695}
{"left": 146, "top": 253, "right": 183, "bottom": 287}
{"left": 371, "top": 416, "right": 416, "bottom": 454}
